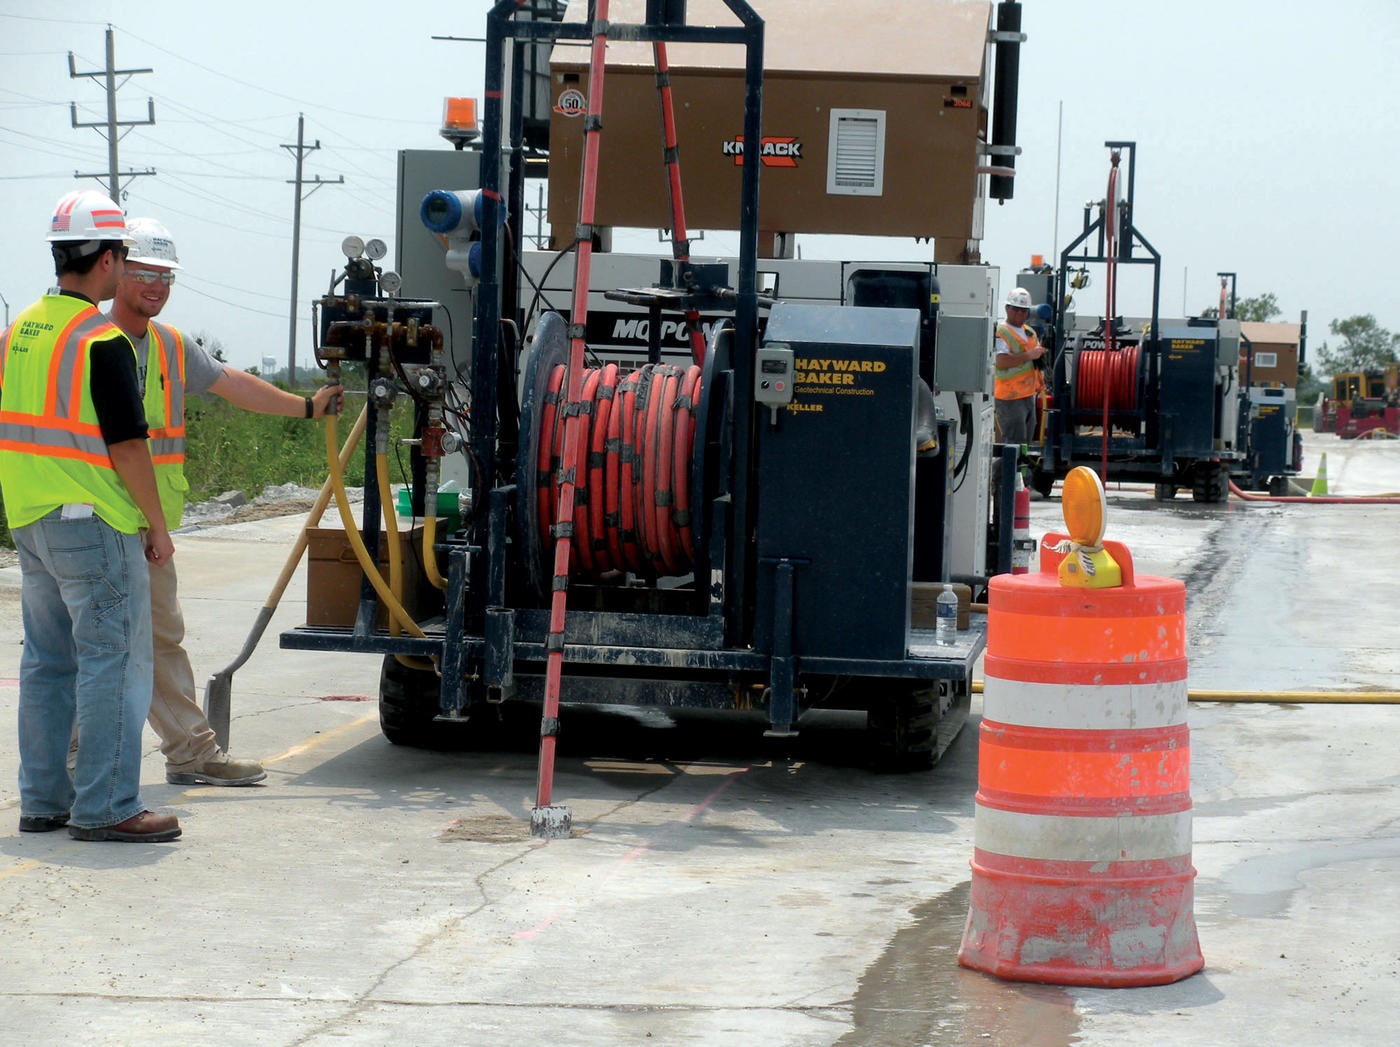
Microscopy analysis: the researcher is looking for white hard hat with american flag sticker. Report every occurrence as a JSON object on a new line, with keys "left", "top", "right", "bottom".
{"left": 46, "top": 188, "right": 135, "bottom": 245}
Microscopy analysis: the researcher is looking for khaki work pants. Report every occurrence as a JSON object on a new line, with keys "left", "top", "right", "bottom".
{"left": 147, "top": 557, "right": 219, "bottom": 767}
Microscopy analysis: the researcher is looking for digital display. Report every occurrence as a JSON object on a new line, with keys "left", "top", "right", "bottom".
{"left": 761, "top": 359, "right": 787, "bottom": 374}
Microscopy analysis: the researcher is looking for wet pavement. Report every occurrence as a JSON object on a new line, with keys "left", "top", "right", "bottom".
{"left": 0, "top": 432, "right": 1396, "bottom": 1045}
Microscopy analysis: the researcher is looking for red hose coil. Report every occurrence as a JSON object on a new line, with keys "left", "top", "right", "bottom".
{"left": 537, "top": 361, "right": 703, "bottom": 582}
{"left": 1075, "top": 345, "right": 1138, "bottom": 415}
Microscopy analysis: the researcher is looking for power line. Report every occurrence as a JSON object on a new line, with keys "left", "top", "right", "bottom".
{"left": 176, "top": 281, "right": 288, "bottom": 319}
{"left": 114, "top": 24, "right": 452, "bottom": 125}
{"left": 179, "top": 272, "right": 291, "bottom": 303}
{"left": 0, "top": 14, "right": 109, "bottom": 26}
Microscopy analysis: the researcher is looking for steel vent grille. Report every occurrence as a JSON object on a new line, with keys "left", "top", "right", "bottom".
{"left": 827, "top": 109, "right": 886, "bottom": 196}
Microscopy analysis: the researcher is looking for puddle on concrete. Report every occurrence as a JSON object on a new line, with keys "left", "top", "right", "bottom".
{"left": 837, "top": 881, "right": 1082, "bottom": 1046}
{"left": 1219, "top": 837, "right": 1400, "bottom": 918}
{"left": 1183, "top": 508, "right": 1351, "bottom": 690}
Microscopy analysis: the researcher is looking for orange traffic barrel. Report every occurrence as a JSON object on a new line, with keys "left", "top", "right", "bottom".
{"left": 957, "top": 534, "right": 1204, "bottom": 987}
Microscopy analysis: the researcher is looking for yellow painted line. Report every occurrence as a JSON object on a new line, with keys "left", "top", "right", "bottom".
{"left": 262, "top": 711, "right": 379, "bottom": 765}
{"left": 1, "top": 859, "right": 45, "bottom": 881}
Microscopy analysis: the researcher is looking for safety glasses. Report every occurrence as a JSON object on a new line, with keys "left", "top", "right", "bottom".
{"left": 127, "top": 269, "right": 176, "bottom": 286}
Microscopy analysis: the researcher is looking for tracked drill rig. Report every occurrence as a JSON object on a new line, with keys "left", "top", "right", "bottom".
{"left": 276, "top": 1, "right": 1027, "bottom": 805}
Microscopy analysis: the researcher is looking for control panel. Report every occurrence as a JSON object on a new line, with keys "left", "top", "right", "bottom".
{"left": 755, "top": 344, "right": 795, "bottom": 422}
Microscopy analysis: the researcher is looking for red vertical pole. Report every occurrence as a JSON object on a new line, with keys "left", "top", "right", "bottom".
{"left": 534, "top": 0, "right": 612, "bottom": 833}
{"left": 1101, "top": 152, "right": 1120, "bottom": 484}
{"left": 653, "top": 41, "right": 707, "bottom": 365}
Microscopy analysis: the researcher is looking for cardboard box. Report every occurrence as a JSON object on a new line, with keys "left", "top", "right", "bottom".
{"left": 306, "top": 522, "right": 444, "bottom": 629}
{"left": 910, "top": 582, "right": 971, "bottom": 631}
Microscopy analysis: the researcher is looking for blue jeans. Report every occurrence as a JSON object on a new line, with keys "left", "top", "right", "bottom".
{"left": 13, "top": 509, "right": 153, "bottom": 829}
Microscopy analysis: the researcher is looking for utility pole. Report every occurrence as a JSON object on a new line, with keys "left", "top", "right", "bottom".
{"left": 68, "top": 26, "right": 155, "bottom": 200}
{"left": 282, "top": 113, "right": 343, "bottom": 386}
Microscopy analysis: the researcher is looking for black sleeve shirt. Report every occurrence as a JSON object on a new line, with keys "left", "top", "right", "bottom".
{"left": 56, "top": 291, "right": 148, "bottom": 445}
{"left": 90, "top": 333, "right": 149, "bottom": 445}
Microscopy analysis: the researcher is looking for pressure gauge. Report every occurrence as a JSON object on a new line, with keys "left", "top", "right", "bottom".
{"left": 341, "top": 235, "right": 365, "bottom": 259}
{"left": 365, "top": 238, "right": 388, "bottom": 261}
{"left": 379, "top": 270, "right": 403, "bottom": 296}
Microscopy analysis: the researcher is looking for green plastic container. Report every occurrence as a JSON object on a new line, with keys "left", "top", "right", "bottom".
{"left": 395, "top": 487, "right": 460, "bottom": 524}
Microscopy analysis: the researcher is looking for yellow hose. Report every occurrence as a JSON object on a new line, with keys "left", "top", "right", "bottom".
{"left": 1185, "top": 690, "right": 1400, "bottom": 704}
{"left": 324, "top": 412, "right": 426, "bottom": 640}
{"left": 970, "top": 680, "right": 1400, "bottom": 704}
{"left": 423, "top": 512, "right": 447, "bottom": 591}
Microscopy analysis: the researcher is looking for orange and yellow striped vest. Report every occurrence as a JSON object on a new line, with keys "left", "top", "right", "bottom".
{"left": 0, "top": 295, "right": 146, "bottom": 532}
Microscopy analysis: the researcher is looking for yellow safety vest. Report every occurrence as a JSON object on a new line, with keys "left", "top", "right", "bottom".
{"left": 0, "top": 295, "right": 147, "bottom": 533}
{"left": 143, "top": 320, "right": 189, "bottom": 528}
{"left": 994, "top": 322, "right": 1042, "bottom": 401}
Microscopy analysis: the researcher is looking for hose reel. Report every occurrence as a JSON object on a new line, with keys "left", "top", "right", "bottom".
{"left": 1072, "top": 343, "right": 1141, "bottom": 417}
{"left": 515, "top": 311, "right": 732, "bottom": 597}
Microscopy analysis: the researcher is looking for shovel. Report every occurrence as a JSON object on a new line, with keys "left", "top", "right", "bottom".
{"left": 202, "top": 404, "right": 367, "bottom": 751}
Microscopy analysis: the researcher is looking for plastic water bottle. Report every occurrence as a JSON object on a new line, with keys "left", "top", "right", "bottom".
{"left": 936, "top": 583, "right": 958, "bottom": 645}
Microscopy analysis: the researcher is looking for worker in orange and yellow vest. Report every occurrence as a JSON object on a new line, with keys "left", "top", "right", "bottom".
{"left": 102, "top": 217, "right": 342, "bottom": 788}
{"left": 993, "top": 286, "right": 1047, "bottom": 445}
{"left": 0, "top": 189, "right": 180, "bottom": 842}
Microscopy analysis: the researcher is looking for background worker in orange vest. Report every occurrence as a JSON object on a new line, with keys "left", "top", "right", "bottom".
{"left": 106, "top": 217, "right": 342, "bottom": 787}
{"left": 993, "top": 286, "right": 1047, "bottom": 445}
{"left": 0, "top": 190, "right": 180, "bottom": 842}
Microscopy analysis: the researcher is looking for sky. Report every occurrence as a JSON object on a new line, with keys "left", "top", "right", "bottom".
{"left": 2, "top": 1, "right": 1398, "bottom": 374}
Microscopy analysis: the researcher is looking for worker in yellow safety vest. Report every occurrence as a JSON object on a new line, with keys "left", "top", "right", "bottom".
{"left": 102, "top": 217, "right": 342, "bottom": 788}
{"left": 0, "top": 189, "right": 180, "bottom": 842}
{"left": 993, "top": 286, "right": 1047, "bottom": 445}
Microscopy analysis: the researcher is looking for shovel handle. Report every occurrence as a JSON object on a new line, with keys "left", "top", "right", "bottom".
{"left": 203, "top": 403, "right": 368, "bottom": 750}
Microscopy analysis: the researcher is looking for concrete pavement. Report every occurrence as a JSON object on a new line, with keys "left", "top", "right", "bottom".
{"left": 0, "top": 431, "right": 1396, "bottom": 1045}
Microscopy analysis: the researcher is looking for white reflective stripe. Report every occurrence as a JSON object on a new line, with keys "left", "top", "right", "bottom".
{"left": 0, "top": 419, "right": 109, "bottom": 458}
{"left": 974, "top": 805, "right": 1193, "bottom": 863}
{"left": 983, "top": 676, "right": 1187, "bottom": 730}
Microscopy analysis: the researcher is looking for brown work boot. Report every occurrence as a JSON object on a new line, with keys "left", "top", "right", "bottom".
{"left": 69, "top": 810, "right": 181, "bottom": 842}
{"left": 165, "top": 751, "right": 267, "bottom": 787}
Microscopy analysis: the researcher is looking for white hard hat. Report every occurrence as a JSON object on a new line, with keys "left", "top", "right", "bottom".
{"left": 1006, "top": 287, "right": 1033, "bottom": 309}
{"left": 46, "top": 189, "right": 134, "bottom": 246}
{"left": 125, "top": 217, "right": 181, "bottom": 270}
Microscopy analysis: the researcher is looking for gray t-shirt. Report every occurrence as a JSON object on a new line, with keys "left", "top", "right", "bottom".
{"left": 118, "top": 323, "right": 227, "bottom": 398}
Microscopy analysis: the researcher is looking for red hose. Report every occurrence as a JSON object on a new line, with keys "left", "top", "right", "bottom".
{"left": 1229, "top": 481, "right": 1400, "bottom": 505}
{"left": 570, "top": 367, "right": 603, "bottom": 577}
{"left": 587, "top": 363, "right": 619, "bottom": 571}
{"left": 652, "top": 367, "right": 682, "bottom": 576}
{"left": 619, "top": 370, "right": 643, "bottom": 573}
{"left": 604, "top": 368, "right": 627, "bottom": 571}
{"left": 1101, "top": 153, "right": 1120, "bottom": 482}
{"left": 536, "top": 364, "right": 565, "bottom": 554}
{"left": 536, "top": 361, "right": 704, "bottom": 581}
{"left": 652, "top": 42, "right": 706, "bottom": 365}
{"left": 1074, "top": 345, "right": 1138, "bottom": 414}
{"left": 673, "top": 364, "right": 701, "bottom": 561}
